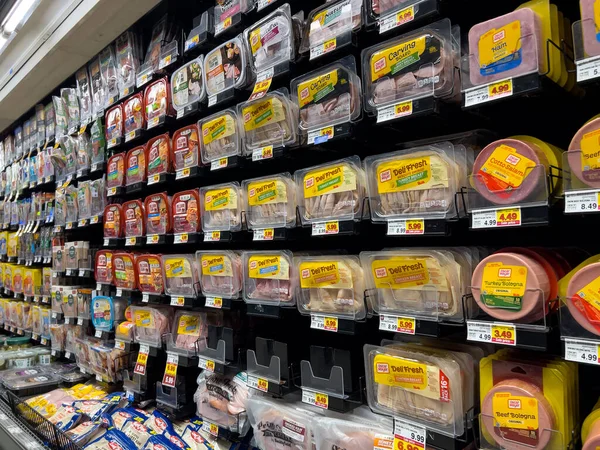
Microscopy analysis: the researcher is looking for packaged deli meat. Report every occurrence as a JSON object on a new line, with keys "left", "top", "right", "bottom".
{"left": 364, "top": 143, "right": 467, "bottom": 221}
{"left": 144, "top": 77, "right": 172, "bottom": 127}
{"left": 105, "top": 104, "right": 123, "bottom": 143}
{"left": 125, "top": 146, "right": 147, "bottom": 186}
{"left": 76, "top": 67, "right": 93, "bottom": 125}
{"left": 168, "top": 310, "right": 209, "bottom": 355}
{"left": 362, "top": 19, "right": 457, "bottom": 114}
{"left": 91, "top": 295, "right": 127, "bottom": 332}
{"left": 238, "top": 89, "right": 299, "bottom": 153}
{"left": 200, "top": 182, "right": 243, "bottom": 232}
{"left": 90, "top": 119, "right": 106, "bottom": 165}
{"left": 368, "top": 0, "right": 416, "bottom": 23}
{"left": 135, "top": 254, "right": 165, "bottom": 294}
{"left": 198, "top": 109, "right": 242, "bottom": 164}
{"left": 172, "top": 190, "right": 201, "bottom": 234}
{"left": 122, "top": 200, "right": 145, "bottom": 238}
{"left": 196, "top": 250, "right": 243, "bottom": 299}
{"left": 295, "top": 156, "right": 366, "bottom": 225}
{"left": 291, "top": 56, "right": 362, "bottom": 133}
{"left": 171, "top": 57, "right": 206, "bottom": 112}
{"left": 162, "top": 254, "right": 198, "bottom": 297}
{"left": 116, "top": 31, "right": 139, "bottom": 98}
{"left": 568, "top": 117, "right": 600, "bottom": 188}
{"left": 244, "top": 4, "right": 296, "bottom": 75}
{"left": 103, "top": 204, "right": 123, "bottom": 238}
{"left": 297, "top": 255, "right": 366, "bottom": 320}
{"left": 107, "top": 153, "right": 125, "bottom": 189}
{"left": 171, "top": 124, "right": 200, "bottom": 172}
{"left": 581, "top": 0, "right": 600, "bottom": 57}
{"left": 242, "top": 173, "right": 297, "bottom": 229}
{"left": 314, "top": 411, "right": 394, "bottom": 450}
{"left": 132, "top": 305, "right": 173, "bottom": 347}
{"left": 112, "top": 251, "right": 137, "bottom": 291}
{"left": 144, "top": 193, "right": 171, "bottom": 235}
{"left": 146, "top": 133, "right": 171, "bottom": 177}
{"left": 214, "top": 0, "right": 254, "bottom": 37}
{"left": 243, "top": 250, "right": 295, "bottom": 306}
{"left": 205, "top": 37, "right": 250, "bottom": 98}
{"left": 123, "top": 93, "right": 145, "bottom": 136}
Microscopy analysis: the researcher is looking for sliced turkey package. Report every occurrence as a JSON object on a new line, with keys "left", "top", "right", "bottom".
{"left": 242, "top": 173, "right": 297, "bottom": 229}
{"left": 200, "top": 182, "right": 244, "bottom": 232}
{"left": 161, "top": 254, "right": 198, "bottom": 298}
{"left": 243, "top": 250, "right": 295, "bottom": 306}
{"left": 198, "top": 109, "right": 242, "bottom": 164}
{"left": 196, "top": 250, "right": 242, "bottom": 299}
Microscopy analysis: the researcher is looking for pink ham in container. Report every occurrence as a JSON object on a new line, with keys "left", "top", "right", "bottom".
{"left": 566, "top": 262, "right": 600, "bottom": 336}
{"left": 581, "top": 0, "right": 600, "bottom": 57}
{"left": 95, "top": 250, "right": 114, "bottom": 285}
{"left": 123, "top": 93, "right": 145, "bottom": 134}
{"left": 172, "top": 124, "right": 200, "bottom": 171}
{"left": 473, "top": 139, "right": 547, "bottom": 205}
{"left": 568, "top": 118, "right": 600, "bottom": 188}
{"left": 468, "top": 8, "right": 542, "bottom": 87}
{"left": 481, "top": 379, "right": 556, "bottom": 450}
{"left": 125, "top": 146, "right": 147, "bottom": 186}
{"left": 135, "top": 254, "right": 164, "bottom": 294}
{"left": 103, "top": 204, "right": 123, "bottom": 238}
{"left": 146, "top": 133, "right": 171, "bottom": 176}
{"left": 105, "top": 104, "right": 123, "bottom": 141}
{"left": 197, "top": 251, "right": 242, "bottom": 299}
{"left": 132, "top": 305, "right": 173, "bottom": 346}
{"left": 172, "top": 190, "right": 200, "bottom": 233}
{"left": 107, "top": 154, "right": 125, "bottom": 188}
{"left": 123, "top": 200, "right": 145, "bottom": 238}
{"left": 171, "top": 310, "right": 208, "bottom": 352}
{"left": 144, "top": 193, "right": 171, "bottom": 235}
{"left": 112, "top": 251, "right": 137, "bottom": 291}
{"left": 472, "top": 252, "right": 551, "bottom": 323}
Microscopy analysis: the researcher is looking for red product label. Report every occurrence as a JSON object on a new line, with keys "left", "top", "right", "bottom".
{"left": 439, "top": 369, "right": 450, "bottom": 402}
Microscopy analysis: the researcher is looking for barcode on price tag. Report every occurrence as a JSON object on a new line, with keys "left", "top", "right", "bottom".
{"left": 564, "top": 190, "right": 600, "bottom": 213}
{"left": 387, "top": 218, "right": 424, "bottom": 235}
{"left": 247, "top": 375, "right": 269, "bottom": 392}
{"left": 472, "top": 207, "right": 521, "bottom": 229}
{"left": 379, "top": 315, "right": 416, "bottom": 334}
{"left": 577, "top": 56, "right": 600, "bottom": 82}
{"left": 311, "top": 315, "right": 338, "bottom": 332}
{"left": 312, "top": 221, "right": 339, "bottom": 236}
{"left": 564, "top": 338, "right": 600, "bottom": 364}
{"left": 393, "top": 418, "right": 426, "bottom": 450}
{"left": 302, "top": 389, "right": 329, "bottom": 409}
{"left": 467, "top": 321, "right": 517, "bottom": 346}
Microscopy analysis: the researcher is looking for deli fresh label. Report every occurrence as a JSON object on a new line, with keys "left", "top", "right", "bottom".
{"left": 299, "top": 261, "right": 353, "bottom": 289}
{"left": 164, "top": 258, "right": 193, "bottom": 278}
{"left": 248, "top": 255, "right": 289, "bottom": 280}
{"left": 248, "top": 179, "right": 287, "bottom": 206}
{"left": 202, "top": 114, "right": 236, "bottom": 145}
{"left": 303, "top": 164, "right": 357, "bottom": 198}
{"left": 371, "top": 258, "right": 430, "bottom": 289}
{"left": 378, "top": 156, "right": 430, "bottom": 193}
{"left": 242, "top": 98, "right": 286, "bottom": 132}
{"left": 177, "top": 314, "right": 201, "bottom": 336}
{"left": 201, "top": 254, "right": 233, "bottom": 277}
{"left": 205, "top": 188, "right": 238, "bottom": 211}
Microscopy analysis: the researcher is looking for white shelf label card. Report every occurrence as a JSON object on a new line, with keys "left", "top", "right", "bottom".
{"left": 393, "top": 418, "right": 426, "bottom": 450}
{"left": 379, "top": 5, "right": 415, "bottom": 33}
{"left": 464, "top": 78, "right": 513, "bottom": 107}
{"left": 472, "top": 207, "right": 521, "bottom": 229}
{"left": 247, "top": 374, "right": 269, "bottom": 392}
{"left": 310, "top": 315, "right": 338, "bottom": 332}
{"left": 565, "top": 338, "right": 600, "bottom": 365}
{"left": 301, "top": 389, "right": 329, "bottom": 409}
{"left": 467, "top": 321, "right": 517, "bottom": 346}
{"left": 387, "top": 218, "right": 425, "bottom": 235}
{"left": 253, "top": 228, "right": 274, "bottom": 241}
{"left": 205, "top": 297, "right": 223, "bottom": 309}
{"left": 577, "top": 56, "right": 600, "bottom": 82}
{"left": 198, "top": 357, "right": 216, "bottom": 372}
{"left": 565, "top": 190, "right": 600, "bottom": 213}
{"left": 307, "top": 127, "right": 334, "bottom": 146}
{"left": 312, "top": 221, "right": 339, "bottom": 236}
{"left": 377, "top": 100, "right": 413, "bottom": 123}
{"left": 379, "top": 315, "right": 416, "bottom": 334}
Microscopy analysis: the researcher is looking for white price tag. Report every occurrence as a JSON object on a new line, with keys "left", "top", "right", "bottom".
{"left": 159, "top": 54, "right": 172, "bottom": 70}
{"left": 577, "top": 56, "right": 600, "bottom": 82}
{"left": 170, "top": 296, "right": 185, "bottom": 306}
{"left": 387, "top": 218, "right": 425, "bottom": 235}
{"left": 147, "top": 234, "right": 160, "bottom": 244}
{"left": 147, "top": 173, "right": 160, "bottom": 185}
{"left": 257, "top": 0, "right": 274, "bottom": 10}
{"left": 65, "top": 352, "right": 71, "bottom": 359}
{"left": 467, "top": 321, "right": 517, "bottom": 346}
{"left": 379, "top": 315, "right": 416, "bottom": 334}
{"left": 311, "top": 221, "right": 339, "bottom": 236}
{"left": 107, "top": 187, "right": 117, "bottom": 197}
{"left": 198, "top": 357, "right": 216, "bottom": 372}
{"left": 464, "top": 78, "right": 513, "bottom": 107}
{"left": 310, "top": 315, "right": 338, "bottom": 332}
{"left": 77, "top": 318, "right": 83, "bottom": 326}
{"left": 393, "top": 418, "right": 426, "bottom": 450}
{"left": 307, "top": 127, "right": 334, "bottom": 145}
{"left": 94, "top": 329, "right": 103, "bottom": 338}
{"left": 309, "top": 38, "right": 337, "bottom": 60}
{"left": 464, "top": 85, "right": 490, "bottom": 107}
{"left": 252, "top": 146, "right": 274, "bottom": 161}
{"left": 204, "top": 231, "right": 221, "bottom": 242}
{"left": 378, "top": 5, "right": 415, "bottom": 33}
{"left": 565, "top": 190, "right": 600, "bottom": 213}
{"left": 115, "top": 340, "right": 126, "bottom": 350}
{"left": 247, "top": 374, "right": 269, "bottom": 392}
{"left": 210, "top": 158, "right": 228, "bottom": 170}
{"left": 376, "top": 101, "right": 413, "bottom": 123}
{"left": 208, "top": 95, "right": 217, "bottom": 107}
{"left": 471, "top": 207, "right": 521, "bottom": 229}
{"left": 107, "top": 138, "right": 118, "bottom": 148}
{"left": 125, "top": 130, "right": 136, "bottom": 142}
{"left": 174, "top": 233, "right": 189, "bottom": 244}
{"left": 116, "top": 288, "right": 123, "bottom": 297}
{"left": 147, "top": 116, "right": 160, "bottom": 129}
{"left": 466, "top": 321, "right": 492, "bottom": 343}
{"left": 301, "top": 389, "right": 328, "bottom": 409}
{"left": 103, "top": 238, "right": 109, "bottom": 246}
{"left": 142, "top": 293, "right": 149, "bottom": 303}
{"left": 125, "top": 237, "right": 136, "bottom": 246}
{"left": 96, "top": 374, "right": 102, "bottom": 382}
{"left": 205, "top": 297, "right": 223, "bottom": 309}
{"left": 565, "top": 338, "right": 600, "bottom": 364}
{"left": 253, "top": 228, "right": 274, "bottom": 241}
{"left": 176, "top": 168, "right": 191, "bottom": 180}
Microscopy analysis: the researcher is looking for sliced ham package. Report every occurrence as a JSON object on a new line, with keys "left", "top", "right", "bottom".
{"left": 243, "top": 250, "right": 295, "bottom": 306}
{"left": 197, "top": 250, "right": 243, "bottom": 299}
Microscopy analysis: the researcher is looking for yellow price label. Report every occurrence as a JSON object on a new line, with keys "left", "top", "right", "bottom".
{"left": 394, "top": 100, "right": 413, "bottom": 118}
{"left": 213, "top": 297, "right": 223, "bottom": 308}
{"left": 488, "top": 79, "right": 513, "bottom": 100}
{"left": 396, "top": 317, "right": 415, "bottom": 333}
{"left": 211, "top": 231, "right": 221, "bottom": 241}
{"left": 405, "top": 218, "right": 424, "bottom": 234}
{"left": 223, "top": 17, "right": 232, "bottom": 29}
{"left": 191, "top": 35, "right": 199, "bottom": 45}
{"left": 495, "top": 208, "right": 521, "bottom": 227}
{"left": 78, "top": 125, "right": 87, "bottom": 135}
{"left": 163, "top": 55, "right": 171, "bottom": 66}
{"left": 206, "top": 360, "right": 215, "bottom": 372}
{"left": 324, "top": 316, "right": 338, "bottom": 332}
{"left": 323, "top": 38, "right": 337, "bottom": 54}
{"left": 209, "top": 423, "right": 219, "bottom": 436}
{"left": 395, "top": 5, "right": 415, "bottom": 25}
{"left": 262, "top": 228, "right": 274, "bottom": 240}
{"left": 181, "top": 168, "right": 190, "bottom": 178}
{"left": 250, "top": 77, "right": 273, "bottom": 100}
{"left": 162, "top": 358, "right": 178, "bottom": 388}
{"left": 148, "top": 234, "right": 159, "bottom": 244}
{"left": 134, "top": 351, "right": 148, "bottom": 375}
{"left": 325, "top": 221, "right": 339, "bottom": 235}
{"left": 257, "top": 378, "right": 269, "bottom": 392}
{"left": 315, "top": 392, "right": 329, "bottom": 409}
{"left": 491, "top": 324, "right": 516, "bottom": 345}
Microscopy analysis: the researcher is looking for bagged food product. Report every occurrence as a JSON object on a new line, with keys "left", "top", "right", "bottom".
{"left": 362, "top": 19, "right": 457, "bottom": 113}
{"left": 112, "top": 252, "right": 137, "bottom": 291}
{"left": 123, "top": 93, "right": 145, "bottom": 136}
{"left": 91, "top": 296, "right": 127, "bottom": 332}
{"left": 77, "top": 182, "right": 92, "bottom": 219}
{"left": 125, "top": 146, "right": 147, "bottom": 186}
{"left": 116, "top": 31, "right": 139, "bottom": 97}
{"left": 171, "top": 57, "right": 206, "bottom": 111}
{"left": 65, "top": 420, "right": 106, "bottom": 445}
{"left": 172, "top": 125, "right": 200, "bottom": 172}
{"left": 238, "top": 89, "right": 299, "bottom": 153}
{"left": 132, "top": 306, "right": 173, "bottom": 346}
{"left": 106, "top": 407, "right": 150, "bottom": 430}
{"left": 194, "top": 372, "right": 249, "bottom": 431}
{"left": 135, "top": 254, "right": 165, "bottom": 294}
{"left": 146, "top": 133, "right": 171, "bottom": 177}
{"left": 303, "top": 0, "right": 362, "bottom": 55}
{"left": 162, "top": 255, "right": 198, "bottom": 297}
{"left": 89, "top": 56, "right": 106, "bottom": 117}
{"left": 90, "top": 118, "right": 106, "bottom": 165}
{"left": 172, "top": 190, "right": 201, "bottom": 234}
{"left": 205, "top": 37, "right": 249, "bottom": 98}
{"left": 295, "top": 156, "right": 366, "bottom": 224}
{"left": 50, "top": 323, "right": 67, "bottom": 351}
{"left": 103, "top": 204, "right": 123, "bottom": 238}
{"left": 123, "top": 200, "right": 145, "bottom": 238}
{"left": 90, "top": 177, "right": 107, "bottom": 216}
{"left": 61, "top": 287, "right": 79, "bottom": 318}
{"left": 95, "top": 250, "right": 114, "bottom": 285}
{"left": 198, "top": 109, "right": 241, "bottom": 164}
{"left": 76, "top": 67, "right": 93, "bottom": 125}
{"left": 200, "top": 182, "right": 243, "bottom": 232}
{"left": 84, "top": 428, "right": 135, "bottom": 450}
{"left": 45, "top": 103, "right": 55, "bottom": 141}
{"left": 197, "top": 250, "right": 242, "bottom": 299}
{"left": 170, "top": 310, "right": 208, "bottom": 354}
{"left": 243, "top": 250, "right": 294, "bottom": 305}
{"left": 181, "top": 424, "right": 211, "bottom": 449}
{"left": 65, "top": 241, "right": 89, "bottom": 270}
{"left": 243, "top": 173, "right": 297, "bottom": 229}
{"left": 77, "top": 293, "right": 90, "bottom": 321}
{"left": 291, "top": 56, "right": 361, "bottom": 133}
{"left": 107, "top": 153, "right": 126, "bottom": 189}
{"left": 144, "top": 77, "right": 171, "bottom": 126}
{"left": 100, "top": 46, "right": 119, "bottom": 103}
{"left": 61, "top": 88, "right": 80, "bottom": 131}
{"left": 105, "top": 104, "right": 123, "bottom": 142}
{"left": 144, "top": 193, "right": 171, "bottom": 235}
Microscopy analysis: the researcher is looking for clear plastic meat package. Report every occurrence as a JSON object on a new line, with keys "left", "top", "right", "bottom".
{"left": 132, "top": 305, "right": 173, "bottom": 347}
{"left": 198, "top": 109, "right": 242, "bottom": 164}
{"left": 161, "top": 254, "right": 198, "bottom": 298}
{"left": 200, "top": 182, "right": 244, "bottom": 232}
{"left": 242, "top": 173, "right": 297, "bottom": 229}
{"left": 168, "top": 310, "right": 209, "bottom": 356}
{"left": 204, "top": 36, "right": 250, "bottom": 100}
{"left": 171, "top": 57, "right": 206, "bottom": 112}
{"left": 196, "top": 250, "right": 242, "bottom": 299}
{"left": 243, "top": 250, "right": 295, "bottom": 306}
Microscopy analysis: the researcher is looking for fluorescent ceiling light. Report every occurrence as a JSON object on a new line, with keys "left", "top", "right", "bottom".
{"left": 2, "top": 0, "right": 36, "bottom": 34}
{"left": 0, "top": 36, "right": 7, "bottom": 48}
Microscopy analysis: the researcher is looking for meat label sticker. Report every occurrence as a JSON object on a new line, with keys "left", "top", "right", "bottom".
{"left": 492, "top": 393, "right": 539, "bottom": 443}
{"left": 201, "top": 421, "right": 219, "bottom": 437}
{"left": 248, "top": 179, "right": 287, "bottom": 206}
{"left": 242, "top": 98, "right": 286, "bottom": 132}
{"left": 162, "top": 352, "right": 178, "bottom": 388}
{"left": 564, "top": 338, "right": 600, "bottom": 364}
{"left": 378, "top": 5, "right": 415, "bottom": 34}
{"left": 478, "top": 21, "right": 521, "bottom": 75}
{"left": 370, "top": 36, "right": 428, "bottom": 82}
{"left": 572, "top": 275, "right": 600, "bottom": 320}
{"left": 379, "top": 314, "right": 416, "bottom": 334}
{"left": 480, "top": 263, "right": 527, "bottom": 310}
{"left": 478, "top": 144, "right": 536, "bottom": 192}
{"left": 393, "top": 418, "right": 425, "bottom": 450}
{"left": 377, "top": 155, "right": 450, "bottom": 193}
{"left": 204, "top": 188, "right": 238, "bottom": 211}
{"left": 304, "top": 164, "right": 356, "bottom": 198}
{"left": 302, "top": 389, "right": 329, "bottom": 409}
{"left": 248, "top": 255, "right": 290, "bottom": 280}
{"left": 201, "top": 254, "right": 233, "bottom": 277}
{"left": 201, "top": 114, "right": 236, "bottom": 146}
{"left": 374, "top": 435, "right": 394, "bottom": 450}
{"left": 177, "top": 314, "right": 201, "bottom": 336}
{"left": 297, "top": 69, "right": 339, "bottom": 108}
{"left": 300, "top": 261, "right": 353, "bottom": 288}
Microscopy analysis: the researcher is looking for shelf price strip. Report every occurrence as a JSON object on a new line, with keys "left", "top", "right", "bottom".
{"left": 467, "top": 321, "right": 516, "bottom": 346}
{"left": 564, "top": 190, "right": 600, "bottom": 213}
{"left": 379, "top": 315, "right": 416, "bottom": 335}
{"left": 162, "top": 353, "right": 178, "bottom": 388}
{"left": 302, "top": 389, "right": 328, "bottom": 410}
{"left": 311, "top": 315, "right": 338, "bottom": 332}
{"left": 472, "top": 207, "right": 521, "bottom": 229}
{"left": 464, "top": 78, "right": 513, "bottom": 107}
{"left": 247, "top": 375, "right": 269, "bottom": 393}
{"left": 564, "top": 338, "right": 600, "bottom": 365}
{"left": 393, "top": 418, "right": 426, "bottom": 450}
{"left": 387, "top": 218, "right": 424, "bottom": 235}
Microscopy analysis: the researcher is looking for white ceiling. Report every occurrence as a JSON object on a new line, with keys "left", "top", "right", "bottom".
{"left": 0, "top": 0, "right": 161, "bottom": 133}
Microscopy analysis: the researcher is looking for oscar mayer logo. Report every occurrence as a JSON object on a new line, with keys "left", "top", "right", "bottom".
{"left": 138, "top": 261, "right": 150, "bottom": 274}
{"left": 509, "top": 399, "right": 522, "bottom": 409}
{"left": 505, "top": 153, "right": 520, "bottom": 165}
{"left": 376, "top": 362, "right": 390, "bottom": 373}
{"left": 493, "top": 29, "right": 506, "bottom": 43}
{"left": 498, "top": 268, "right": 512, "bottom": 278}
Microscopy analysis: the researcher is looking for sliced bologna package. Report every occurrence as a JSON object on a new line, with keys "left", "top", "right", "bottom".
{"left": 568, "top": 117, "right": 600, "bottom": 188}
{"left": 123, "top": 93, "right": 145, "bottom": 135}
{"left": 162, "top": 255, "right": 198, "bottom": 298}
{"left": 243, "top": 250, "right": 294, "bottom": 306}
{"left": 294, "top": 156, "right": 366, "bottom": 225}
{"left": 125, "top": 146, "right": 147, "bottom": 186}
{"left": 171, "top": 57, "right": 206, "bottom": 112}
{"left": 123, "top": 200, "right": 145, "bottom": 238}
{"left": 198, "top": 109, "right": 241, "bottom": 164}
{"left": 144, "top": 77, "right": 171, "bottom": 127}
{"left": 107, "top": 154, "right": 125, "bottom": 189}
{"left": 144, "top": 193, "right": 171, "bottom": 235}
{"left": 291, "top": 56, "right": 362, "bottom": 133}
{"left": 364, "top": 143, "right": 466, "bottom": 221}
{"left": 132, "top": 305, "right": 173, "bottom": 347}
{"left": 135, "top": 254, "right": 165, "bottom": 295}
{"left": 200, "top": 182, "right": 244, "bottom": 232}
{"left": 105, "top": 104, "right": 123, "bottom": 142}
{"left": 171, "top": 125, "right": 200, "bottom": 172}
{"left": 238, "top": 89, "right": 299, "bottom": 153}
{"left": 103, "top": 204, "right": 123, "bottom": 238}
{"left": 169, "top": 310, "right": 208, "bottom": 355}
{"left": 582, "top": 397, "right": 600, "bottom": 450}
{"left": 242, "top": 173, "right": 297, "bottom": 229}
{"left": 112, "top": 251, "right": 137, "bottom": 291}
{"left": 196, "top": 250, "right": 243, "bottom": 299}
{"left": 581, "top": 0, "right": 600, "bottom": 57}
{"left": 244, "top": 4, "right": 295, "bottom": 75}
{"left": 146, "top": 133, "right": 171, "bottom": 177}
{"left": 204, "top": 37, "right": 250, "bottom": 98}
{"left": 560, "top": 254, "right": 600, "bottom": 336}
{"left": 362, "top": 19, "right": 457, "bottom": 115}
{"left": 172, "top": 190, "right": 201, "bottom": 234}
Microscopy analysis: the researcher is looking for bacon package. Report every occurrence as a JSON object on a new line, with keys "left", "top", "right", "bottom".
{"left": 144, "top": 77, "right": 171, "bottom": 127}
{"left": 107, "top": 154, "right": 125, "bottom": 189}
{"left": 201, "top": 182, "right": 243, "bottom": 232}
{"left": 123, "top": 93, "right": 145, "bottom": 135}
{"left": 197, "top": 250, "right": 243, "bottom": 299}
{"left": 123, "top": 200, "right": 145, "bottom": 238}
{"left": 172, "top": 190, "right": 201, "bottom": 234}
{"left": 146, "top": 133, "right": 171, "bottom": 177}
{"left": 105, "top": 105, "right": 123, "bottom": 143}
{"left": 171, "top": 125, "right": 200, "bottom": 172}
{"left": 198, "top": 109, "right": 241, "bottom": 164}
{"left": 171, "top": 57, "right": 206, "bottom": 111}
{"left": 135, "top": 254, "right": 165, "bottom": 295}
{"left": 125, "top": 146, "right": 147, "bottom": 186}
{"left": 112, "top": 252, "right": 137, "bottom": 291}
{"left": 205, "top": 37, "right": 249, "bottom": 98}
{"left": 103, "top": 204, "right": 123, "bottom": 238}
{"left": 144, "top": 193, "right": 171, "bottom": 235}
{"left": 243, "top": 173, "right": 297, "bottom": 229}
{"left": 243, "top": 250, "right": 294, "bottom": 305}
{"left": 162, "top": 255, "right": 198, "bottom": 297}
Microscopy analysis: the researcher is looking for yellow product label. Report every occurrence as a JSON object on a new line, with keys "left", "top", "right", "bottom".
{"left": 478, "top": 144, "right": 537, "bottom": 189}
{"left": 134, "top": 310, "right": 154, "bottom": 328}
{"left": 371, "top": 258, "right": 448, "bottom": 291}
{"left": 242, "top": 98, "right": 285, "bottom": 132}
{"left": 297, "top": 69, "right": 339, "bottom": 108}
{"left": 478, "top": 20, "right": 522, "bottom": 69}
{"left": 299, "top": 261, "right": 353, "bottom": 289}
{"left": 177, "top": 314, "right": 201, "bottom": 336}
{"left": 248, "top": 179, "right": 287, "bottom": 206}
{"left": 201, "top": 254, "right": 233, "bottom": 277}
{"left": 596, "top": 1, "right": 600, "bottom": 36}
{"left": 204, "top": 188, "right": 238, "bottom": 211}
{"left": 376, "top": 155, "right": 450, "bottom": 193}
{"left": 481, "top": 263, "right": 527, "bottom": 310}
{"left": 370, "top": 37, "right": 426, "bottom": 82}
{"left": 303, "top": 164, "right": 357, "bottom": 198}
{"left": 164, "top": 258, "right": 192, "bottom": 278}
{"left": 492, "top": 393, "right": 539, "bottom": 430}
{"left": 249, "top": 28, "right": 262, "bottom": 54}
{"left": 202, "top": 114, "right": 236, "bottom": 146}
{"left": 581, "top": 129, "right": 600, "bottom": 172}
{"left": 248, "top": 255, "right": 290, "bottom": 280}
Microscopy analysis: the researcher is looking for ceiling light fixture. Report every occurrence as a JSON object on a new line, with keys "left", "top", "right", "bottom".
{"left": 2, "top": 0, "right": 36, "bottom": 34}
